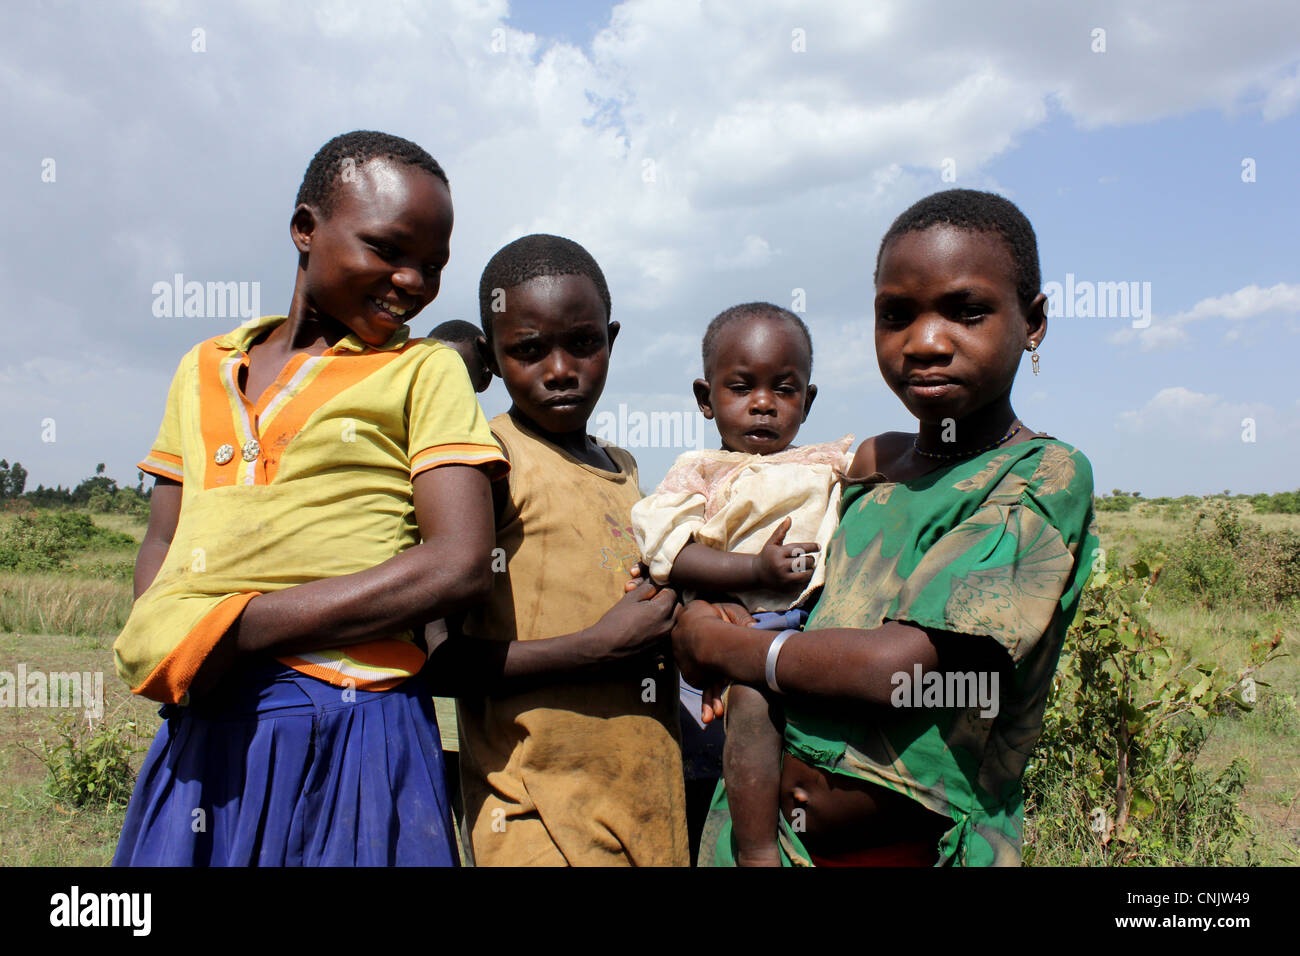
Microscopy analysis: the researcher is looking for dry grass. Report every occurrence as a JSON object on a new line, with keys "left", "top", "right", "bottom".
{"left": 0, "top": 573, "right": 133, "bottom": 641}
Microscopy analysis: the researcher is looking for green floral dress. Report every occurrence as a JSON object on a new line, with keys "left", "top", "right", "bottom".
{"left": 704, "top": 437, "right": 1100, "bottom": 866}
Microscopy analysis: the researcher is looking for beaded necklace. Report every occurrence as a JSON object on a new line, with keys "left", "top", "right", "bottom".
{"left": 913, "top": 422, "right": 1023, "bottom": 460}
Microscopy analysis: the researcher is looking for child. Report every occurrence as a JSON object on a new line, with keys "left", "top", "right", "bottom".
{"left": 113, "top": 130, "right": 508, "bottom": 866}
{"left": 429, "top": 319, "right": 493, "bottom": 392}
{"left": 445, "top": 233, "right": 689, "bottom": 866}
{"left": 630, "top": 302, "right": 851, "bottom": 865}
{"left": 671, "top": 189, "right": 1099, "bottom": 866}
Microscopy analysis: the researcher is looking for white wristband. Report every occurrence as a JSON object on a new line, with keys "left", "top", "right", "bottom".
{"left": 765, "top": 628, "right": 798, "bottom": 694}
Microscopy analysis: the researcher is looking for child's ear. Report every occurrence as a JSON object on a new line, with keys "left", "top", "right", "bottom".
{"left": 1025, "top": 292, "right": 1048, "bottom": 347}
{"left": 290, "top": 204, "right": 319, "bottom": 255}
{"left": 802, "top": 383, "right": 818, "bottom": 423}
{"left": 476, "top": 334, "right": 500, "bottom": 378}
{"left": 692, "top": 379, "right": 715, "bottom": 420}
{"left": 606, "top": 321, "right": 621, "bottom": 353}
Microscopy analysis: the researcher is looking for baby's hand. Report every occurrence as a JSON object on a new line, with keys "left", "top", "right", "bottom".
{"left": 754, "top": 517, "right": 819, "bottom": 590}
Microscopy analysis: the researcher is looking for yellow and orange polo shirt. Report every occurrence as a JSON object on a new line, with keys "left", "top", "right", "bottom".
{"left": 116, "top": 314, "right": 507, "bottom": 704}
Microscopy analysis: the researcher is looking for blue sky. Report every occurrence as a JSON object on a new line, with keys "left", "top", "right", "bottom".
{"left": 2, "top": 0, "right": 1297, "bottom": 497}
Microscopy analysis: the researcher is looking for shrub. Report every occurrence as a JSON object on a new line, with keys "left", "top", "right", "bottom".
{"left": 0, "top": 511, "right": 135, "bottom": 573}
{"left": 1137, "top": 505, "right": 1300, "bottom": 610}
{"left": 1024, "top": 559, "right": 1284, "bottom": 865}
{"left": 22, "top": 713, "right": 142, "bottom": 809}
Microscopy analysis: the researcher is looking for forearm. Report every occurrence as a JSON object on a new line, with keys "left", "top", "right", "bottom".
{"left": 697, "top": 619, "right": 941, "bottom": 706}
{"left": 424, "top": 625, "right": 647, "bottom": 697}
{"left": 668, "top": 542, "right": 763, "bottom": 593}
{"left": 230, "top": 537, "right": 491, "bottom": 658}
{"left": 132, "top": 538, "right": 172, "bottom": 600}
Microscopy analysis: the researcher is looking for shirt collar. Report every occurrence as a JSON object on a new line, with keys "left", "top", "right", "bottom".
{"left": 213, "top": 315, "right": 411, "bottom": 354}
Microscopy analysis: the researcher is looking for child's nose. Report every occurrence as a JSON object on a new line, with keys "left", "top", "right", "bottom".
{"left": 391, "top": 267, "right": 432, "bottom": 300}
{"left": 542, "top": 349, "right": 578, "bottom": 384}
{"left": 904, "top": 316, "right": 955, "bottom": 359}
{"left": 750, "top": 389, "right": 777, "bottom": 413}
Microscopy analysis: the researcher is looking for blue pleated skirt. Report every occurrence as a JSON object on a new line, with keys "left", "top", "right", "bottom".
{"left": 113, "top": 660, "right": 457, "bottom": 867}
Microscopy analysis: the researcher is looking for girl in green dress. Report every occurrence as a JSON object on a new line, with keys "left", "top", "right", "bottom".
{"left": 673, "top": 189, "right": 1100, "bottom": 866}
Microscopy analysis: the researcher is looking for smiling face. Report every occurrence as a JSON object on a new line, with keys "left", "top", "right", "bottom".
{"left": 291, "top": 158, "right": 453, "bottom": 347}
{"left": 485, "top": 273, "right": 617, "bottom": 435}
{"left": 874, "top": 225, "right": 1045, "bottom": 426}
{"left": 694, "top": 315, "right": 816, "bottom": 455}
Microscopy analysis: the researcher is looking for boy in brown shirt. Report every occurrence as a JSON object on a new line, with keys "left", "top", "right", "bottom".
{"left": 431, "top": 233, "right": 688, "bottom": 865}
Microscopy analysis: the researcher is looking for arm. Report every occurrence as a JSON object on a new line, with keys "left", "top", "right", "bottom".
{"left": 188, "top": 463, "right": 497, "bottom": 694}
{"left": 668, "top": 517, "right": 819, "bottom": 595}
{"left": 672, "top": 600, "right": 1008, "bottom": 708}
{"left": 421, "top": 578, "right": 678, "bottom": 697}
{"left": 133, "top": 477, "right": 182, "bottom": 600}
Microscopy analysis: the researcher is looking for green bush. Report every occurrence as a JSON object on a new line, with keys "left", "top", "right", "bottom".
{"left": 22, "top": 714, "right": 141, "bottom": 809}
{"left": 1024, "top": 559, "right": 1283, "bottom": 865}
{"left": 1136, "top": 506, "right": 1300, "bottom": 610}
{"left": 0, "top": 511, "right": 135, "bottom": 572}
{"left": 1096, "top": 495, "right": 1134, "bottom": 513}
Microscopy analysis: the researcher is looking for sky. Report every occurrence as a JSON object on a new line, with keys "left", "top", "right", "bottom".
{"left": 2, "top": 0, "right": 1298, "bottom": 497}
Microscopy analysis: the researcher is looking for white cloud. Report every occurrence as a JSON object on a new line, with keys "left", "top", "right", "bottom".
{"left": 1109, "top": 282, "right": 1300, "bottom": 351}
{"left": 1178, "top": 283, "right": 1300, "bottom": 322}
{"left": 3, "top": 0, "right": 1299, "bottom": 487}
{"left": 1116, "top": 386, "right": 1271, "bottom": 441}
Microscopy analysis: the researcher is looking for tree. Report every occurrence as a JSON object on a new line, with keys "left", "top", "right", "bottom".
{"left": 0, "top": 460, "right": 28, "bottom": 499}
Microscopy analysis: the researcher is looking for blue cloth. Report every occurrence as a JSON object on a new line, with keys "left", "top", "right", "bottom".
{"left": 113, "top": 661, "right": 456, "bottom": 866}
{"left": 749, "top": 608, "right": 810, "bottom": 631}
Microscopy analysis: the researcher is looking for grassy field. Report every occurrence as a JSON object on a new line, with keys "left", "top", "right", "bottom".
{"left": 1, "top": 503, "right": 1297, "bottom": 865}
{"left": 1090, "top": 506, "right": 1300, "bottom": 864}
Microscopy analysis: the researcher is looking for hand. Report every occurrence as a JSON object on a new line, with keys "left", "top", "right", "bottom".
{"left": 587, "top": 579, "right": 679, "bottom": 663}
{"left": 671, "top": 599, "right": 734, "bottom": 690}
{"left": 689, "top": 603, "right": 749, "bottom": 723}
{"left": 753, "top": 518, "right": 819, "bottom": 590}
{"left": 712, "top": 602, "right": 756, "bottom": 627}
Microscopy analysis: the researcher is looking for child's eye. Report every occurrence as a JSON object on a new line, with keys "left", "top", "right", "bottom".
{"left": 369, "top": 241, "right": 400, "bottom": 259}
{"left": 959, "top": 307, "right": 990, "bottom": 323}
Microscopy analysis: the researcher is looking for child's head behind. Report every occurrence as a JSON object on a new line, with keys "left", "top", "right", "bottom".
{"left": 290, "top": 130, "right": 454, "bottom": 348}
{"left": 478, "top": 234, "right": 616, "bottom": 435}
{"left": 873, "top": 188, "right": 1046, "bottom": 427}
{"left": 694, "top": 303, "right": 816, "bottom": 455}
{"left": 430, "top": 319, "right": 492, "bottom": 392}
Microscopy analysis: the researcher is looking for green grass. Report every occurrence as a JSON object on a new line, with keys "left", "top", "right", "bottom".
{"left": 0, "top": 630, "right": 159, "bottom": 866}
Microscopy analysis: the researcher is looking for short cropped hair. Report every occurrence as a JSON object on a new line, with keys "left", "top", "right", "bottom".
{"left": 296, "top": 130, "right": 448, "bottom": 216}
{"left": 429, "top": 319, "right": 483, "bottom": 343}
{"left": 477, "top": 234, "right": 612, "bottom": 341}
{"left": 701, "top": 302, "right": 813, "bottom": 378}
{"left": 875, "top": 189, "right": 1041, "bottom": 309}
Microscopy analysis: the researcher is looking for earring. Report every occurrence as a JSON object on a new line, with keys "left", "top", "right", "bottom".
{"left": 1028, "top": 342, "right": 1040, "bottom": 375}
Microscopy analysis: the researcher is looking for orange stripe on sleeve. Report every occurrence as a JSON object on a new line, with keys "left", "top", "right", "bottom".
{"left": 138, "top": 451, "right": 183, "bottom": 482}
{"left": 410, "top": 442, "right": 510, "bottom": 480}
{"left": 133, "top": 592, "right": 261, "bottom": 704}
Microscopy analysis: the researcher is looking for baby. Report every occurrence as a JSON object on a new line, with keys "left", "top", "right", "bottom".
{"left": 631, "top": 302, "right": 851, "bottom": 866}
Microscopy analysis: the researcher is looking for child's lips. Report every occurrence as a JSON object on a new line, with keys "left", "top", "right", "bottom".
{"left": 905, "top": 377, "right": 960, "bottom": 399}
